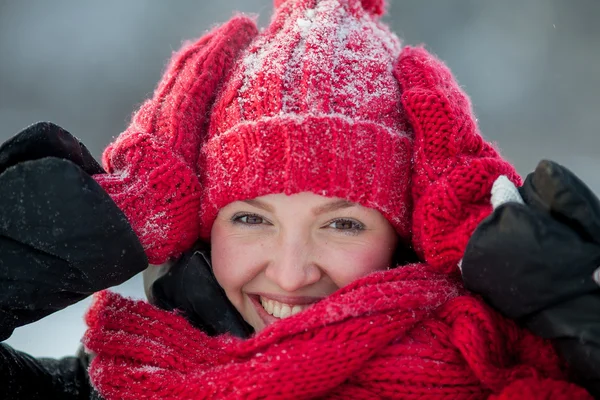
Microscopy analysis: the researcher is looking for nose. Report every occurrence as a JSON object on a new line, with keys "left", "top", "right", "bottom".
{"left": 264, "top": 234, "right": 322, "bottom": 292}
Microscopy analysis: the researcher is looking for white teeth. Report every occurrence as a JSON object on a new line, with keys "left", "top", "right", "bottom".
{"left": 259, "top": 296, "right": 311, "bottom": 319}
{"left": 260, "top": 297, "right": 274, "bottom": 315}
{"left": 280, "top": 304, "right": 291, "bottom": 318}
{"left": 273, "top": 301, "right": 282, "bottom": 317}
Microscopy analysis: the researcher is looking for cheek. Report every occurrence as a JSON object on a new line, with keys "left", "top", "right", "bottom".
{"left": 210, "top": 223, "right": 265, "bottom": 308}
{"left": 317, "top": 236, "right": 395, "bottom": 287}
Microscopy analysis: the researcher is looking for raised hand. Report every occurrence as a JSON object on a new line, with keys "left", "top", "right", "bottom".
{"left": 462, "top": 160, "right": 600, "bottom": 396}
{"left": 0, "top": 122, "right": 147, "bottom": 340}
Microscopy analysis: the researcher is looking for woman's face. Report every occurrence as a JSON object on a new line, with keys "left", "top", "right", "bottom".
{"left": 211, "top": 192, "right": 398, "bottom": 333}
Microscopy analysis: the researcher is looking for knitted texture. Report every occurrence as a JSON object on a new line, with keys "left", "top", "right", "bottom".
{"left": 198, "top": 0, "right": 521, "bottom": 265}
{"left": 93, "top": 0, "right": 521, "bottom": 268}
{"left": 198, "top": 0, "right": 413, "bottom": 239}
{"left": 93, "top": 17, "right": 258, "bottom": 264}
{"left": 84, "top": 265, "right": 591, "bottom": 399}
{"left": 395, "top": 47, "right": 522, "bottom": 273}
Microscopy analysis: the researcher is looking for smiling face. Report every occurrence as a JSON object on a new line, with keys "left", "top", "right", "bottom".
{"left": 210, "top": 192, "right": 398, "bottom": 333}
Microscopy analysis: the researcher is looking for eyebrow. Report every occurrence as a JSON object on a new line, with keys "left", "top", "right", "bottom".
{"left": 242, "top": 199, "right": 275, "bottom": 213}
{"left": 242, "top": 198, "right": 356, "bottom": 216}
{"left": 312, "top": 199, "right": 356, "bottom": 215}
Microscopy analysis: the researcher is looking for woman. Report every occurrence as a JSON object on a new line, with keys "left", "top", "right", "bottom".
{"left": 1, "top": 0, "right": 597, "bottom": 398}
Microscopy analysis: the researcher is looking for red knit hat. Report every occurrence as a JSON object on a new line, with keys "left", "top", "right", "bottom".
{"left": 199, "top": 0, "right": 412, "bottom": 240}
{"left": 96, "top": 0, "right": 521, "bottom": 272}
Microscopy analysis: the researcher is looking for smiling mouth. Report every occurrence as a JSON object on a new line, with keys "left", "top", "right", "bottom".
{"left": 259, "top": 296, "right": 312, "bottom": 319}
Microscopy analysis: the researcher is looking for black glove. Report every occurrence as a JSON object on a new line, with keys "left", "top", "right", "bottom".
{"left": 0, "top": 122, "right": 148, "bottom": 341}
{"left": 144, "top": 243, "right": 253, "bottom": 338}
{"left": 462, "top": 159, "right": 600, "bottom": 396}
{"left": 0, "top": 121, "right": 104, "bottom": 176}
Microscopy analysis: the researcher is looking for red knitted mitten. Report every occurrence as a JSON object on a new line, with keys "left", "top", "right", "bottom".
{"left": 394, "top": 46, "right": 522, "bottom": 273}
{"left": 94, "top": 17, "right": 258, "bottom": 264}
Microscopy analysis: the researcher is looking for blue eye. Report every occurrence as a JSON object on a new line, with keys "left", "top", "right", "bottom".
{"left": 327, "top": 218, "right": 364, "bottom": 232}
{"left": 232, "top": 213, "right": 265, "bottom": 225}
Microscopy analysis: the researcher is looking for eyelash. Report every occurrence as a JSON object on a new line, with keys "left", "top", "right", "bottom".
{"left": 231, "top": 213, "right": 267, "bottom": 226}
{"left": 230, "top": 213, "right": 365, "bottom": 235}
{"left": 326, "top": 218, "right": 365, "bottom": 235}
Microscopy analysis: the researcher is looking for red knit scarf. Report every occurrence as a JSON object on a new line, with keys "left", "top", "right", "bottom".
{"left": 83, "top": 264, "right": 590, "bottom": 399}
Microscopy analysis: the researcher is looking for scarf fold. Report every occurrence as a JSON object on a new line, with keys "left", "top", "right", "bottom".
{"left": 83, "top": 264, "right": 590, "bottom": 399}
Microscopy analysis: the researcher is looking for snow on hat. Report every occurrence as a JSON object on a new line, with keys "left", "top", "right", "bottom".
{"left": 97, "top": 0, "right": 520, "bottom": 273}
{"left": 198, "top": 0, "right": 412, "bottom": 240}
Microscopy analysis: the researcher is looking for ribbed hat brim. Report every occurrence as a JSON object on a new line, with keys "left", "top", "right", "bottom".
{"left": 199, "top": 113, "right": 412, "bottom": 240}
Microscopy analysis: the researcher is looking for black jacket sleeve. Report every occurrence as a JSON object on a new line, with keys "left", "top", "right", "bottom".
{"left": 0, "top": 344, "right": 93, "bottom": 399}
{"left": 0, "top": 122, "right": 148, "bottom": 399}
{"left": 462, "top": 160, "right": 600, "bottom": 398}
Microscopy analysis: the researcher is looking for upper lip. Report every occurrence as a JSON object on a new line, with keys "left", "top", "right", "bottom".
{"left": 250, "top": 292, "right": 324, "bottom": 306}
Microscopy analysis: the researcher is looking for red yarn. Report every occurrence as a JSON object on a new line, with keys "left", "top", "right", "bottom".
{"left": 93, "top": 17, "right": 258, "bottom": 264}
{"left": 84, "top": 265, "right": 591, "bottom": 399}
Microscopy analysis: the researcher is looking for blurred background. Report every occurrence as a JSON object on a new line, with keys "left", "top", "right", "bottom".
{"left": 1, "top": 0, "right": 599, "bottom": 358}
